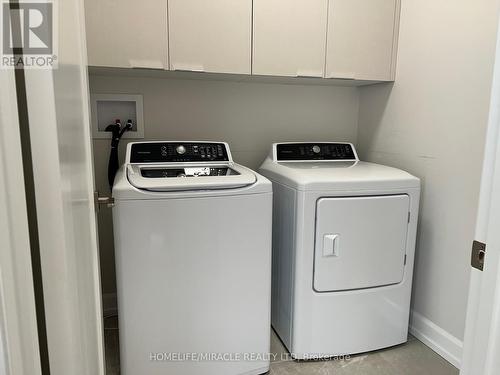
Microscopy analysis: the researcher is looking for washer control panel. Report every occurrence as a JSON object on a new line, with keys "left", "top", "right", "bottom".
{"left": 130, "top": 142, "right": 230, "bottom": 163}
{"left": 276, "top": 143, "right": 357, "bottom": 161}
{"left": 141, "top": 167, "right": 231, "bottom": 178}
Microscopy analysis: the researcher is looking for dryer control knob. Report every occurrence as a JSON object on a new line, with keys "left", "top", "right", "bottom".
{"left": 312, "top": 145, "right": 321, "bottom": 154}
{"left": 176, "top": 145, "right": 186, "bottom": 155}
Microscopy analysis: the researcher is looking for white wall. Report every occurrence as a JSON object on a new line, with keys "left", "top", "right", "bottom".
{"left": 89, "top": 74, "right": 360, "bottom": 295}
{"left": 357, "top": 0, "right": 500, "bottom": 365}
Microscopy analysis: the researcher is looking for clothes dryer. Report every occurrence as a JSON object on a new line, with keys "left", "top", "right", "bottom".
{"left": 259, "top": 142, "right": 420, "bottom": 358}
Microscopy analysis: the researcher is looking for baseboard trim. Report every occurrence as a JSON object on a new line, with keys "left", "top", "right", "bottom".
{"left": 102, "top": 292, "right": 117, "bottom": 317}
{"left": 409, "top": 310, "right": 462, "bottom": 369}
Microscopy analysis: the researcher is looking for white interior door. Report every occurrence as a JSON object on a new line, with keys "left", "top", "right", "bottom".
{"left": 16, "top": 0, "right": 105, "bottom": 374}
{"left": 461, "top": 17, "right": 500, "bottom": 375}
{"left": 314, "top": 195, "right": 409, "bottom": 292}
{"left": 0, "top": 65, "right": 42, "bottom": 375}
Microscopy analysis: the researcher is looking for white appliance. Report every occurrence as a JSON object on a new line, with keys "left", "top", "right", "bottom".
{"left": 113, "top": 141, "right": 272, "bottom": 375}
{"left": 259, "top": 142, "right": 420, "bottom": 358}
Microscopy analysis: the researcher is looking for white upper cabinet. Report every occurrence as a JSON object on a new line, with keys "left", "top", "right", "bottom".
{"left": 168, "top": 0, "right": 252, "bottom": 74}
{"left": 84, "top": 0, "right": 400, "bottom": 81}
{"left": 85, "top": 0, "right": 168, "bottom": 69}
{"left": 325, "top": 0, "right": 400, "bottom": 81}
{"left": 252, "top": 0, "right": 328, "bottom": 77}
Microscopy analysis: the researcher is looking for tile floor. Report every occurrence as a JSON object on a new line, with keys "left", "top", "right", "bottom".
{"left": 104, "top": 316, "right": 458, "bottom": 375}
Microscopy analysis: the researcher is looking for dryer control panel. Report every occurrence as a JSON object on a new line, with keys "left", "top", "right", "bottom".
{"left": 275, "top": 143, "right": 358, "bottom": 161}
{"left": 129, "top": 142, "right": 230, "bottom": 163}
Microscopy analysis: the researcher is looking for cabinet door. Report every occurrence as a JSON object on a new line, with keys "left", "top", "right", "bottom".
{"left": 325, "top": 0, "right": 399, "bottom": 81}
{"left": 314, "top": 195, "right": 409, "bottom": 292}
{"left": 85, "top": 0, "right": 168, "bottom": 69}
{"left": 253, "top": 0, "right": 328, "bottom": 77}
{"left": 168, "top": 0, "right": 252, "bottom": 74}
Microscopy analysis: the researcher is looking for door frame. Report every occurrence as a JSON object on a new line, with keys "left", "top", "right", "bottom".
{"left": 461, "top": 17, "right": 500, "bottom": 375}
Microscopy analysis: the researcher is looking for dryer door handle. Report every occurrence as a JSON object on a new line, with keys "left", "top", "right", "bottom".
{"left": 323, "top": 234, "right": 340, "bottom": 257}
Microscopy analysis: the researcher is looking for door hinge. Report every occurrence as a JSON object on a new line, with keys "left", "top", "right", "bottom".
{"left": 404, "top": 254, "right": 407, "bottom": 265}
{"left": 94, "top": 191, "right": 114, "bottom": 212}
{"left": 408, "top": 212, "right": 411, "bottom": 223}
{"left": 471, "top": 240, "right": 486, "bottom": 271}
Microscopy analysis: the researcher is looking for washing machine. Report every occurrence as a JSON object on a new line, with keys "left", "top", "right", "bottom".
{"left": 112, "top": 141, "right": 272, "bottom": 375}
{"left": 258, "top": 142, "right": 420, "bottom": 358}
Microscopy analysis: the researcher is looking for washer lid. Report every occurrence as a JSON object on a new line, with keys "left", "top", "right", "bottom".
{"left": 123, "top": 141, "right": 256, "bottom": 191}
{"left": 127, "top": 164, "right": 257, "bottom": 191}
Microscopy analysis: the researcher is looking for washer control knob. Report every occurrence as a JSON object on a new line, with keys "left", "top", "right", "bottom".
{"left": 176, "top": 145, "right": 186, "bottom": 155}
{"left": 312, "top": 145, "right": 321, "bottom": 154}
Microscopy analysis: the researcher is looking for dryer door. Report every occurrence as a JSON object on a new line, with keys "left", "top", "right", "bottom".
{"left": 314, "top": 194, "right": 409, "bottom": 292}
